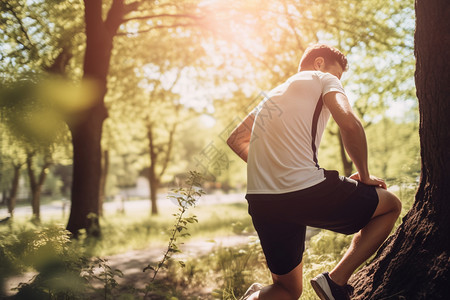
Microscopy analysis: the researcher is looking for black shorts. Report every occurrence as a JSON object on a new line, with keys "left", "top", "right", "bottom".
{"left": 246, "top": 170, "right": 379, "bottom": 275}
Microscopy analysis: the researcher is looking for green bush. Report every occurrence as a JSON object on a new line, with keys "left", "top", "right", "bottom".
{"left": 0, "top": 223, "right": 89, "bottom": 299}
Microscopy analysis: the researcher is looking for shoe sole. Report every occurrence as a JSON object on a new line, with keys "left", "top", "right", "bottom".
{"left": 310, "top": 274, "right": 335, "bottom": 300}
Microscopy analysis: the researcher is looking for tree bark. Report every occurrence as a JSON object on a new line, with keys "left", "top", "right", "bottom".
{"left": 349, "top": 1, "right": 450, "bottom": 299}
{"left": 7, "top": 163, "right": 22, "bottom": 217}
{"left": 26, "top": 152, "right": 51, "bottom": 221}
{"left": 147, "top": 124, "right": 159, "bottom": 215}
{"left": 149, "top": 176, "right": 160, "bottom": 215}
{"left": 98, "top": 149, "right": 109, "bottom": 216}
{"left": 66, "top": 0, "right": 126, "bottom": 236}
{"left": 146, "top": 118, "right": 178, "bottom": 215}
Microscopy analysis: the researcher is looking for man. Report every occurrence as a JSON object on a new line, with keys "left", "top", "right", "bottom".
{"left": 227, "top": 44, "right": 402, "bottom": 300}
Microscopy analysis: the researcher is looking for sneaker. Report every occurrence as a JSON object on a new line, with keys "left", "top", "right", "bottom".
{"left": 310, "top": 272, "right": 354, "bottom": 300}
{"left": 239, "top": 283, "right": 264, "bottom": 300}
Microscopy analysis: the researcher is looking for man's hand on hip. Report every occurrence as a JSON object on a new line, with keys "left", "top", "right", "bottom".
{"left": 349, "top": 172, "right": 387, "bottom": 189}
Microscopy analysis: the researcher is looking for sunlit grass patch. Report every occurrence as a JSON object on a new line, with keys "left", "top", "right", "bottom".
{"left": 0, "top": 184, "right": 417, "bottom": 298}
{"left": 178, "top": 185, "right": 418, "bottom": 299}
{"left": 82, "top": 200, "right": 252, "bottom": 257}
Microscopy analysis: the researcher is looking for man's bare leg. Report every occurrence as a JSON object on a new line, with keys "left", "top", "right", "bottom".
{"left": 329, "top": 188, "right": 402, "bottom": 286}
{"left": 248, "top": 261, "right": 303, "bottom": 300}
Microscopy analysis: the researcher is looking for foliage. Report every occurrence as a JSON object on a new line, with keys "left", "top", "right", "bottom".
{"left": 82, "top": 257, "right": 124, "bottom": 300}
{"left": 0, "top": 221, "right": 128, "bottom": 299}
{"left": 201, "top": 185, "right": 417, "bottom": 299}
{"left": 1, "top": 0, "right": 418, "bottom": 213}
{"left": 319, "top": 117, "right": 420, "bottom": 182}
{"left": 0, "top": 0, "right": 84, "bottom": 77}
{"left": 0, "top": 223, "right": 87, "bottom": 298}
{"left": 1, "top": 0, "right": 421, "bottom": 297}
{"left": 143, "top": 171, "right": 204, "bottom": 296}
{"left": 104, "top": 12, "right": 209, "bottom": 214}
{"left": 211, "top": 237, "right": 268, "bottom": 300}
{"left": 209, "top": 0, "right": 416, "bottom": 186}
{"left": 1, "top": 181, "right": 417, "bottom": 299}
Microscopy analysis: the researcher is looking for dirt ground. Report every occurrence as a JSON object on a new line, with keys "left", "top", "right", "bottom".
{"left": 4, "top": 234, "right": 253, "bottom": 298}
{"left": 104, "top": 235, "right": 253, "bottom": 289}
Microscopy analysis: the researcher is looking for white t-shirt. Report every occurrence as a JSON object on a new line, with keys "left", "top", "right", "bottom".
{"left": 247, "top": 71, "right": 346, "bottom": 194}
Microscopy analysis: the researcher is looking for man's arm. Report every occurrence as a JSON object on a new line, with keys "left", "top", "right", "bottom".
{"left": 323, "top": 91, "right": 386, "bottom": 189}
{"left": 226, "top": 113, "right": 255, "bottom": 163}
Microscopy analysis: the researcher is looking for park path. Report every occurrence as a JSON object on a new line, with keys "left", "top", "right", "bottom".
{"left": 4, "top": 234, "right": 254, "bottom": 296}
{"left": 3, "top": 193, "right": 252, "bottom": 296}
{"left": 102, "top": 234, "right": 254, "bottom": 290}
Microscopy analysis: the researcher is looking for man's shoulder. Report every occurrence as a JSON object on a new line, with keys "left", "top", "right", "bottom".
{"left": 294, "top": 70, "right": 319, "bottom": 78}
{"left": 316, "top": 71, "right": 340, "bottom": 82}
{"left": 283, "top": 71, "right": 322, "bottom": 87}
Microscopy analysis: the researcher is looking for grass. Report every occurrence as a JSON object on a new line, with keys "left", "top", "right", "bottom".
{"left": 0, "top": 198, "right": 253, "bottom": 257}
{"left": 0, "top": 183, "right": 418, "bottom": 299}
{"left": 90, "top": 201, "right": 253, "bottom": 257}
{"left": 161, "top": 183, "right": 418, "bottom": 299}
{"left": 205, "top": 184, "right": 418, "bottom": 299}
{"left": 0, "top": 194, "right": 254, "bottom": 298}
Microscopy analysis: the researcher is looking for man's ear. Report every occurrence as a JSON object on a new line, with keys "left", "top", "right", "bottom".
{"left": 313, "top": 57, "right": 325, "bottom": 71}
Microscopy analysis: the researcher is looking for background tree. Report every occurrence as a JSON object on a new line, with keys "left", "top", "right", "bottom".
{"left": 1, "top": 0, "right": 419, "bottom": 234}
{"left": 0, "top": 124, "right": 26, "bottom": 218}
{"left": 65, "top": 0, "right": 210, "bottom": 236}
{"left": 1, "top": 77, "right": 72, "bottom": 221}
{"left": 24, "top": 149, "right": 51, "bottom": 221}
{"left": 0, "top": 0, "right": 80, "bottom": 221}
{"left": 105, "top": 14, "right": 208, "bottom": 215}
{"left": 350, "top": 0, "right": 450, "bottom": 298}
{"left": 144, "top": 86, "right": 181, "bottom": 215}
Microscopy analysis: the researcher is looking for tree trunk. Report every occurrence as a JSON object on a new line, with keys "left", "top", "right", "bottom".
{"left": 7, "top": 164, "right": 21, "bottom": 217}
{"left": 67, "top": 115, "right": 105, "bottom": 236}
{"left": 147, "top": 124, "right": 159, "bottom": 215}
{"left": 26, "top": 152, "right": 51, "bottom": 221}
{"left": 25, "top": 152, "right": 40, "bottom": 221}
{"left": 98, "top": 149, "right": 109, "bottom": 216}
{"left": 145, "top": 109, "right": 179, "bottom": 215}
{"left": 149, "top": 177, "right": 159, "bottom": 215}
{"left": 66, "top": 0, "right": 126, "bottom": 236}
{"left": 349, "top": 1, "right": 450, "bottom": 299}
{"left": 31, "top": 189, "right": 41, "bottom": 221}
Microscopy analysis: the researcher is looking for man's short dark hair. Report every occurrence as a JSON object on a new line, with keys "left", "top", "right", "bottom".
{"left": 299, "top": 44, "right": 348, "bottom": 71}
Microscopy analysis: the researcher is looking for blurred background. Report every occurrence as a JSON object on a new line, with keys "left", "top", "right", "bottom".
{"left": 0, "top": 0, "right": 418, "bottom": 298}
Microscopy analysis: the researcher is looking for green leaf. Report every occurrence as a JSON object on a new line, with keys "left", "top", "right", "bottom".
{"left": 143, "top": 264, "right": 155, "bottom": 272}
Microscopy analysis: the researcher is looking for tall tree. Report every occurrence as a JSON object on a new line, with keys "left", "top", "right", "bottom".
{"left": 25, "top": 149, "right": 52, "bottom": 221}
{"left": 104, "top": 12, "right": 207, "bottom": 215}
{"left": 66, "top": 0, "right": 125, "bottom": 236}
{"left": 0, "top": 124, "right": 26, "bottom": 218}
{"left": 7, "top": 163, "right": 22, "bottom": 217}
{"left": 350, "top": 1, "right": 450, "bottom": 298}
{"left": 66, "top": 0, "right": 206, "bottom": 235}
{"left": 144, "top": 93, "right": 192, "bottom": 215}
{"left": 1, "top": 1, "right": 80, "bottom": 222}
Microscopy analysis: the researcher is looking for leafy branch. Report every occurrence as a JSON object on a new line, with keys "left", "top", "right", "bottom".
{"left": 143, "top": 171, "right": 204, "bottom": 286}
{"left": 82, "top": 257, "right": 123, "bottom": 299}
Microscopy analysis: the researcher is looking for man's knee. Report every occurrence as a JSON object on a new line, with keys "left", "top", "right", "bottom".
{"left": 290, "top": 288, "right": 302, "bottom": 300}
{"left": 374, "top": 188, "right": 402, "bottom": 218}
{"left": 271, "top": 261, "right": 303, "bottom": 299}
{"left": 287, "top": 285, "right": 302, "bottom": 300}
{"left": 387, "top": 191, "right": 402, "bottom": 216}
{"left": 275, "top": 282, "right": 302, "bottom": 300}
{"left": 393, "top": 194, "right": 402, "bottom": 216}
